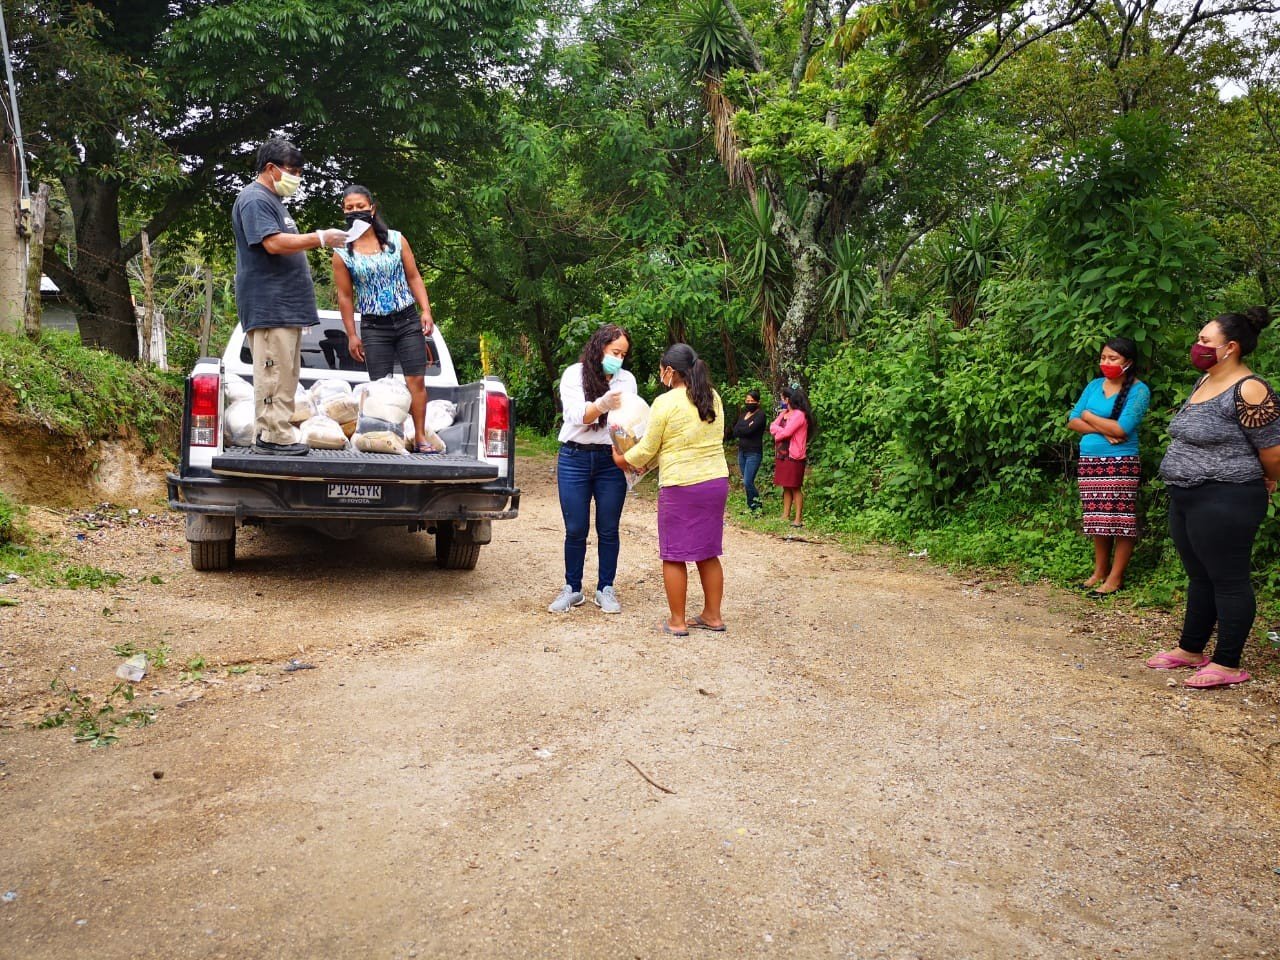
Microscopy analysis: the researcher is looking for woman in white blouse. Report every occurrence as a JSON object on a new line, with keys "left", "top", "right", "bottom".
{"left": 548, "top": 324, "right": 637, "bottom": 614}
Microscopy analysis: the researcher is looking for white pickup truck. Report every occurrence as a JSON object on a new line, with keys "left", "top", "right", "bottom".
{"left": 167, "top": 311, "right": 519, "bottom": 571}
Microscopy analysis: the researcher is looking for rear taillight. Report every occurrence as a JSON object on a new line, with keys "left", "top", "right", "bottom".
{"left": 190, "top": 373, "right": 221, "bottom": 447}
{"left": 485, "top": 391, "right": 510, "bottom": 458}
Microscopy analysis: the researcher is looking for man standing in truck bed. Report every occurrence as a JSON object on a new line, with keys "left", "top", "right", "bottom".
{"left": 231, "top": 137, "right": 346, "bottom": 456}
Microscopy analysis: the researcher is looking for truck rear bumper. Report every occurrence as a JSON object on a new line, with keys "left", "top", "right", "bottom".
{"left": 167, "top": 473, "right": 520, "bottom": 523}
{"left": 210, "top": 448, "right": 500, "bottom": 482}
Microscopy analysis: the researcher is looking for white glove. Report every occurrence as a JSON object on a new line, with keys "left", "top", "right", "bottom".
{"left": 318, "top": 228, "right": 349, "bottom": 248}
{"left": 596, "top": 390, "right": 622, "bottom": 412}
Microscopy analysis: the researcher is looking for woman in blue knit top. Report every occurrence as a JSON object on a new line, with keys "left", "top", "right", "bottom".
{"left": 1067, "top": 337, "right": 1151, "bottom": 596}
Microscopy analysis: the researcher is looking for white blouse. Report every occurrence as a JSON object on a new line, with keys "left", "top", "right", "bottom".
{"left": 557, "top": 363, "right": 638, "bottom": 444}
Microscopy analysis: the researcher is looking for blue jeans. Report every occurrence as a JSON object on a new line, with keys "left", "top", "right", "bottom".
{"left": 557, "top": 444, "right": 627, "bottom": 592}
{"left": 738, "top": 449, "right": 762, "bottom": 510}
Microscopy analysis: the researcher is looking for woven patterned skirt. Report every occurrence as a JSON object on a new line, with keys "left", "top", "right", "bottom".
{"left": 1077, "top": 456, "right": 1141, "bottom": 538}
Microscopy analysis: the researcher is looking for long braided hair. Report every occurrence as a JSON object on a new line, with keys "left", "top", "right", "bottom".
{"left": 1104, "top": 336, "right": 1139, "bottom": 419}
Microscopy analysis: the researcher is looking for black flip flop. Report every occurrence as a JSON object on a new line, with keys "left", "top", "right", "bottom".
{"left": 690, "top": 615, "right": 727, "bottom": 632}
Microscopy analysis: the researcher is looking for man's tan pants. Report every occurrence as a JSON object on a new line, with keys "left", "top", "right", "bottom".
{"left": 247, "top": 327, "right": 302, "bottom": 445}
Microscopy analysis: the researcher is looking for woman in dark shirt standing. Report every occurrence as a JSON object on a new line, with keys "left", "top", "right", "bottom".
{"left": 1148, "top": 307, "right": 1280, "bottom": 688}
{"left": 731, "top": 389, "right": 766, "bottom": 512}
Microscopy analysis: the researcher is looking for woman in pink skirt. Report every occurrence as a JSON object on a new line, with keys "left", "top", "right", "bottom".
{"left": 770, "top": 386, "right": 816, "bottom": 528}
{"left": 614, "top": 344, "right": 730, "bottom": 636}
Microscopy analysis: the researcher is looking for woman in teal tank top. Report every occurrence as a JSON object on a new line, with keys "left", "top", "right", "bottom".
{"left": 332, "top": 184, "right": 440, "bottom": 453}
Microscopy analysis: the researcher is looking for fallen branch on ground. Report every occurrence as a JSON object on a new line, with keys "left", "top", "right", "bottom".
{"left": 624, "top": 758, "right": 676, "bottom": 794}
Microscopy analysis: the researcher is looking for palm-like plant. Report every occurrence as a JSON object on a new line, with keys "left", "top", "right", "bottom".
{"left": 823, "top": 232, "right": 877, "bottom": 338}
{"left": 932, "top": 201, "right": 1009, "bottom": 329}
{"left": 740, "top": 192, "right": 792, "bottom": 386}
{"left": 676, "top": 0, "right": 754, "bottom": 191}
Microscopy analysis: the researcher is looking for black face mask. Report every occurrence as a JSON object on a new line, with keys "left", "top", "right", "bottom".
{"left": 344, "top": 210, "right": 375, "bottom": 228}
{"left": 744, "top": 402, "right": 759, "bottom": 410}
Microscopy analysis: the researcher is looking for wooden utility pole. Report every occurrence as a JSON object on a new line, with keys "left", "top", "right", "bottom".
{"left": 199, "top": 263, "right": 213, "bottom": 357}
{"left": 139, "top": 229, "right": 155, "bottom": 364}
{"left": 0, "top": 141, "right": 24, "bottom": 333}
{"left": 23, "top": 183, "right": 48, "bottom": 336}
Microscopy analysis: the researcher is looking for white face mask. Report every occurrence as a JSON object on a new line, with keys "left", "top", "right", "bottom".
{"left": 273, "top": 168, "right": 301, "bottom": 198}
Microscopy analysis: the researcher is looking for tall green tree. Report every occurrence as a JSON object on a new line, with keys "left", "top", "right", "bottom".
{"left": 410, "top": 0, "right": 750, "bottom": 424}
{"left": 12, "top": 0, "right": 530, "bottom": 357}
{"left": 681, "top": 0, "right": 1097, "bottom": 383}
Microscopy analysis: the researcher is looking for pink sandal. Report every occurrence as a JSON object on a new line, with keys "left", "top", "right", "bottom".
{"left": 1184, "top": 666, "right": 1250, "bottom": 689}
{"left": 1145, "top": 651, "right": 1210, "bottom": 670}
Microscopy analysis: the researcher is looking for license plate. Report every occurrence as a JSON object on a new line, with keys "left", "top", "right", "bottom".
{"left": 326, "top": 483, "right": 383, "bottom": 502}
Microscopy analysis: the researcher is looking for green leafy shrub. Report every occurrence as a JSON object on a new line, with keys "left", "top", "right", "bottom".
{"left": 0, "top": 491, "right": 17, "bottom": 545}
{"left": 803, "top": 112, "right": 1280, "bottom": 621}
{"left": 0, "top": 331, "right": 182, "bottom": 451}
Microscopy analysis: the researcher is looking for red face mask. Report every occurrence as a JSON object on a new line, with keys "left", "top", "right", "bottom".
{"left": 1099, "top": 363, "right": 1127, "bottom": 380}
{"left": 1190, "top": 343, "right": 1222, "bottom": 371}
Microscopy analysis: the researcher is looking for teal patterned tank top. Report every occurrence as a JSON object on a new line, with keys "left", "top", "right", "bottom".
{"left": 336, "top": 230, "right": 416, "bottom": 316}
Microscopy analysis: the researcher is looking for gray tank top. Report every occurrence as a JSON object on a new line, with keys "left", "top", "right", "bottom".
{"left": 1159, "top": 375, "right": 1280, "bottom": 487}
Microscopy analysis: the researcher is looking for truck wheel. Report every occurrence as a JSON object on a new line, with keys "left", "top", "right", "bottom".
{"left": 434, "top": 525, "right": 480, "bottom": 570}
{"left": 190, "top": 535, "right": 235, "bottom": 571}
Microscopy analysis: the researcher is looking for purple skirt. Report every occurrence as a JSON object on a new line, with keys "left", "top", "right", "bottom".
{"left": 657, "top": 477, "right": 729, "bottom": 562}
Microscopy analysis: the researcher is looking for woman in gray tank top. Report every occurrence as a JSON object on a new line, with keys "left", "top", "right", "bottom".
{"left": 1148, "top": 307, "right": 1280, "bottom": 688}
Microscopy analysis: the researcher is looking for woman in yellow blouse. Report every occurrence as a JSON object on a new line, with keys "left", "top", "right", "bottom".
{"left": 612, "top": 344, "right": 730, "bottom": 636}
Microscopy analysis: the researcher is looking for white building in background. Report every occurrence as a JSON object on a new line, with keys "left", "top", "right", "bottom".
{"left": 39, "top": 276, "right": 76, "bottom": 332}
{"left": 39, "top": 276, "right": 167, "bottom": 370}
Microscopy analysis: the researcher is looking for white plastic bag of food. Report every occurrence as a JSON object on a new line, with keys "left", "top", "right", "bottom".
{"left": 223, "top": 373, "right": 253, "bottom": 405}
{"left": 354, "top": 430, "right": 409, "bottom": 455}
{"left": 425, "top": 399, "right": 456, "bottom": 432}
{"left": 309, "top": 379, "right": 359, "bottom": 425}
{"left": 223, "top": 399, "right": 256, "bottom": 447}
{"left": 289, "top": 384, "right": 316, "bottom": 424}
{"left": 607, "top": 392, "right": 651, "bottom": 490}
{"left": 403, "top": 413, "right": 446, "bottom": 453}
{"left": 355, "top": 414, "right": 403, "bottom": 438}
{"left": 299, "top": 415, "right": 348, "bottom": 450}
{"left": 607, "top": 392, "right": 650, "bottom": 453}
{"left": 360, "top": 375, "right": 412, "bottom": 423}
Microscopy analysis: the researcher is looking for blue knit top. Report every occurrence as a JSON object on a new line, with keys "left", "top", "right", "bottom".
{"left": 1070, "top": 378, "right": 1151, "bottom": 458}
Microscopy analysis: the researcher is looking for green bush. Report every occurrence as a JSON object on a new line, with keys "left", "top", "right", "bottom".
{"left": 0, "top": 331, "right": 182, "bottom": 450}
{"left": 0, "top": 491, "right": 17, "bottom": 545}
{"left": 802, "top": 114, "right": 1280, "bottom": 618}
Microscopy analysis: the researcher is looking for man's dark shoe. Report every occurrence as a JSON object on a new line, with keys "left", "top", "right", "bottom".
{"left": 253, "top": 439, "right": 309, "bottom": 456}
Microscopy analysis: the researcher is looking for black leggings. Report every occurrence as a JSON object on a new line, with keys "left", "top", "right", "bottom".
{"left": 1167, "top": 480, "right": 1268, "bottom": 669}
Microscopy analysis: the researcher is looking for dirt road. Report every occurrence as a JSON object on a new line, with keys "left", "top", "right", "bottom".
{"left": 1, "top": 455, "right": 1278, "bottom": 959}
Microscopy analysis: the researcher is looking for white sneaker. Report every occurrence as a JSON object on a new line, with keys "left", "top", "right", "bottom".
{"left": 548, "top": 585, "right": 585, "bottom": 613}
{"left": 594, "top": 586, "right": 621, "bottom": 614}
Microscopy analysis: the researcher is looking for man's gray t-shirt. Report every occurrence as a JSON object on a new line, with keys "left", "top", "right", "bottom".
{"left": 231, "top": 181, "right": 319, "bottom": 331}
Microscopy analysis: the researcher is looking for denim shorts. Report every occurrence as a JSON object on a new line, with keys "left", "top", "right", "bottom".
{"left": 361, "top": 307, "right": 427, "bottom": 379}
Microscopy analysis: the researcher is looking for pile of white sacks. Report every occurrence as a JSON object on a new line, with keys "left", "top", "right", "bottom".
{"left": 222, "top": 373, "right": 453, "bottom": 454}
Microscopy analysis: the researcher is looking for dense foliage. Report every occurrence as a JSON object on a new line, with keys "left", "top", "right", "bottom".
{"left": 0, "top": 332, "right": 181, "bottom": 450}
{"left": 14, "top": 0, "right": 533, "bottom": 355}
{"left": 12, "top": 0, "right": 1280, "bottom": 615}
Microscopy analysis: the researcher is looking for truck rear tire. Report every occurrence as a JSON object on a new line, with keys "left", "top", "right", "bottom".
{"left": 190, "top": 535, "right": 235, "bottom": 571}
{"left": 434, "top": 524, "right": 481, "bottom": 570}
